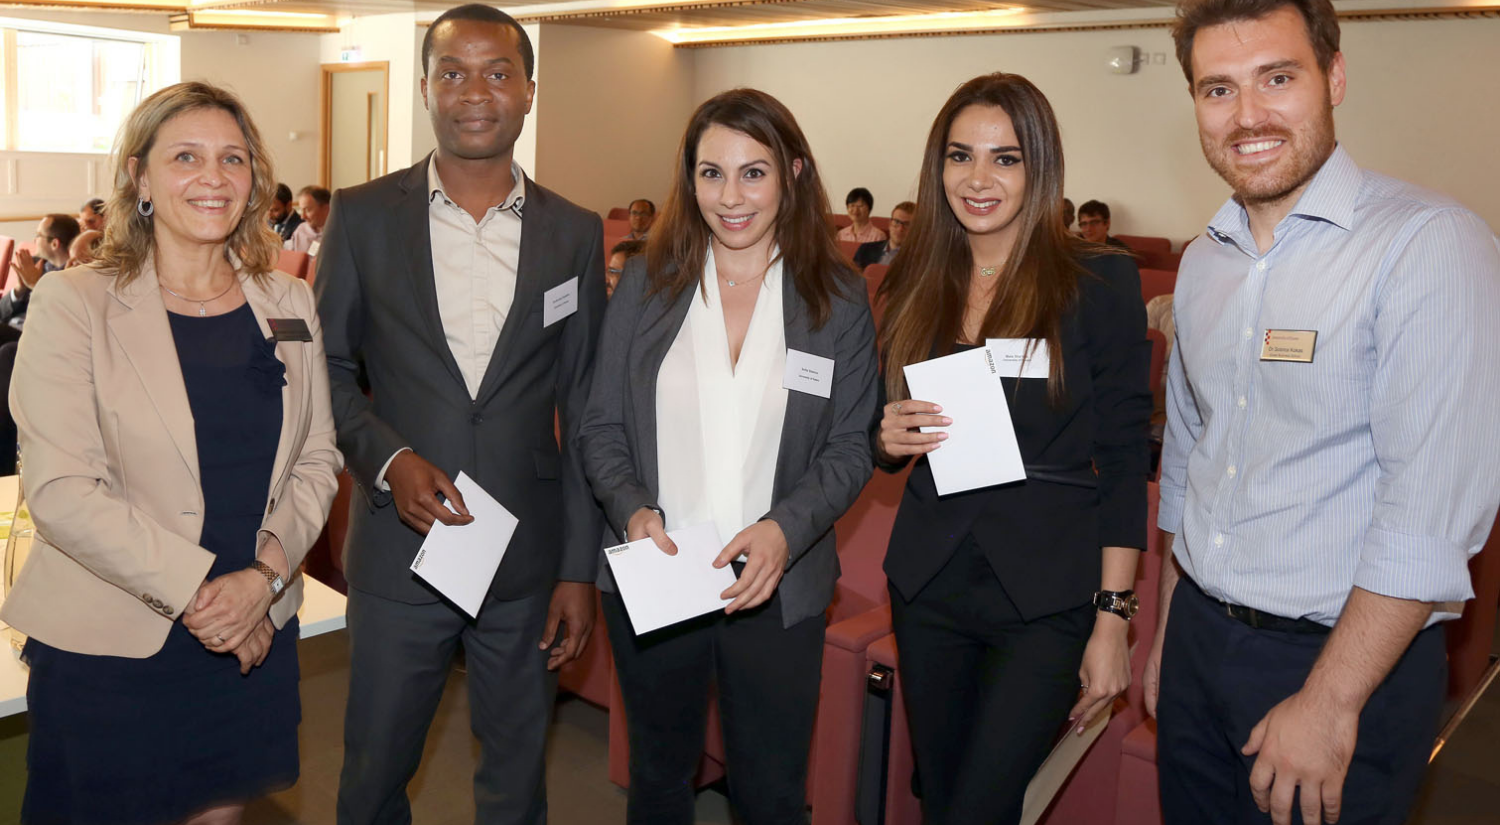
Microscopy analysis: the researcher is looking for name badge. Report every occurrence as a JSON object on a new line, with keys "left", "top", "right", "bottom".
{"left": 985, "top": 338, "right": 1050, "bottom": 379}
{"left": 266, "top": 317, "right": 312, "bottom": 342}
{"left": 1260, "top": 329, "right": 1317, "bottom": 363}
{"left": 782, "top": 348, "right": 835, "bottom": 398}
{"left": 544, "top": 277, "right": 579, "bottom": 328}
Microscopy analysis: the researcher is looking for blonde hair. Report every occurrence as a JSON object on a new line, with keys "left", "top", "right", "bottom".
{"left": 96, "top": 81, "right": 281, "bottom": 285}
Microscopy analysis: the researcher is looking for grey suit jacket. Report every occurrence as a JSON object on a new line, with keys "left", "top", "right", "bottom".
{"left": 314, "top": 156, "right": 607, "bottom": 604}
{"left": 579, "top": 257, "right": 877, "bottom": 628}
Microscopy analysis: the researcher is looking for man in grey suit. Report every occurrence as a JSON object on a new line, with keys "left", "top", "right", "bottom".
{"left": 314, "top": 6, "right": 605, "bottom": 823}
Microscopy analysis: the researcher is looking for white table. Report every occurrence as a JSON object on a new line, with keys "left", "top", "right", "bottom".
{"left": 0, "top": 475, "right": 348, "bottom": 717}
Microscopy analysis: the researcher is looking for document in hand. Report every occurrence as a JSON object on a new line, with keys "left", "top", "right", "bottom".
{"left": 409, "top": 472, "right": 519, "bottom": 618}
{"left": 604, "top": 522, "right": 739, "bottom": 635}
{"left": 902, "top": 346, "right": 1025, "bottom": 496}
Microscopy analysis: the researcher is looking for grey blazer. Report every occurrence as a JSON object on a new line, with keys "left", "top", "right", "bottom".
{"left": 579, "top": 257, "right": 877, "bottom": 628}
{"left": 314, "top": 157, "right": 607, "bottom": 604}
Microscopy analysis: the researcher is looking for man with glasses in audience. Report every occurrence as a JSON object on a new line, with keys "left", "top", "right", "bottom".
{"left": 1146, "top": 1, "right": 1500, "bottom": 824}
{"left": 854, "top": 200, "right": 914, "bottom": 270}
{"left": 268, "top": 183, "right": 303, "bottom": 242}
{"left": 624, "top": 198, "right": 654, "bottom": 240}
{"left": 1078, "top": 199, "right": 1130, "bottom": 249}
{"left": 4, "top": 214, "right": 80, "bottom": 339}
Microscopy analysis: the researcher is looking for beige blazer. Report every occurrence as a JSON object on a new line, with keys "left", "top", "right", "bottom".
{"left": 1, "top": 258, "right": 343, "bottom": 658}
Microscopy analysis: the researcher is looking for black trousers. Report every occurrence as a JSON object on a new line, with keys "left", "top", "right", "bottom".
{"left": 889, "top": 538, "right": 1095, "bottom": 825}
{"left": 1157, "top": 578, "right": 1446, "bottom": 825}
{"left": 601, "top": 587, "right": 825, "bottom": 825}
{"left": 336, "top": 585, "right": 556, "bottom": 825}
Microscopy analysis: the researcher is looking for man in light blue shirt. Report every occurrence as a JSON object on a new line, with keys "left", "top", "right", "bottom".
{"left": 1146, "top": 1, "right": 1500, "bottom": 824}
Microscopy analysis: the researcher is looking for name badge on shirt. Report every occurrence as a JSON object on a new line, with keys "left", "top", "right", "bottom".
{"left": 266, "top": 317, "right": 312, "bottom": 342}
{"left": 985, "top": 338, "right": 1050, "bottom": 378}
{"left": 1260, "top": 329, "right": 1317, "bottom": 363}
{"left": 782, "top": 349, "right": 835, "bottom": 398}
{"left": 544, "top": 277, "right": 579, "bottom": 328}
{"left": 307, "top": 240, "right": 321, "bottom": 258}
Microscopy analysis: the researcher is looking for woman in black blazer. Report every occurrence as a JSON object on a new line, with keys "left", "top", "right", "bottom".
{"left": 874, "top": 73, "right": 1151, "bottom": 825}
{"left": 579, "top": 89, "right": 877, "bottom": 825}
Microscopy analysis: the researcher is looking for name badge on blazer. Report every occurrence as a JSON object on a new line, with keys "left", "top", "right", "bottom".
{"left": 1260, "top": 329, "right": 1317, "bottom": 363}
{"left": 783, "top": 349, "right": 834, "bottom": 398}
{"left": 267, "top": 317, "right": 312, "bottom": 342}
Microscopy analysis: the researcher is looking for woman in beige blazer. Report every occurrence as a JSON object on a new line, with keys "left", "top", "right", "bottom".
{"left": 3, "top": 82, "right": 341, "bottom": 825}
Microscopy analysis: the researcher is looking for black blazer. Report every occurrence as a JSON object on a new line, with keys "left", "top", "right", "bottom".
{"left": 852, "top": 240, "right": 890, "bottom": 271}
{"left": 881, "top": 252, "right": 1151, "bottom": 620}
{"left": 314, "top": 157, "right": 607, "bottom": 604}
{"left": 580, "top": 257, "right": 878, "bottom": 627}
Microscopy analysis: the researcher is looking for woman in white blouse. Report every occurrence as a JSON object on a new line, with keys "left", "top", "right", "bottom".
{"left": 579, "top": 88, "right": 878, "bottom": 825}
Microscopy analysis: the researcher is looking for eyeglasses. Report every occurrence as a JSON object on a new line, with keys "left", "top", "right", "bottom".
{"left": 890, "top": 218, "right": 911, "bottom": 228}
{"left": 1078, "top": 218, "right": 1106, "bottom": 227}
{"left": 607, "top": 268, "right": 624, "bottom": 276}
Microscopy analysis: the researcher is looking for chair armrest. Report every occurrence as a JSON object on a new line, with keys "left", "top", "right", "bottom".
{"left": 826, "top": 604, "right": 893, "bottom": 653}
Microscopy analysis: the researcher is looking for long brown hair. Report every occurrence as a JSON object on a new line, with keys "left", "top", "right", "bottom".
{"left": 879, "top": 73, "right": 1110, "bottom": 404}
{"left": 646, "top": 88, "right": 853, "bottom": 328}
{"left": 97, "top": 81, "right": 281, "bottom": 286}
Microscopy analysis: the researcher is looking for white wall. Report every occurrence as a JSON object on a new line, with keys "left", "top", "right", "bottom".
{"left": 691, "top": 17, "right": 1500, "bottom": 239}
{"left": 533, "top": 24, "right": 694, "bottom": 216}
{"left": 0, "top": 9, "right": 321, "bottom": 224}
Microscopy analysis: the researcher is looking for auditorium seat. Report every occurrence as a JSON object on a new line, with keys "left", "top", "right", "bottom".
{"left": 871, "top": 216, "right": 891, "bottom": 233}
{"left": 863, "top": 264, "right": 889, "bottom": 328}
{"left": 1138, "top": 268, "right": 1176, "bottom": 303}
{"left": 837, "top": 241, "right": 860, "bottom": 262}
{"left": 602, "top": 218, "right": 631, "bottom": 239}
{"left": 277, "top": 249, "right": 311, "bottom": 281}
{"left": 606, "top": 207, "right": 629, "bottom": 221}
{"left": 832, "top": 214, "right": 853, "bottom": 229}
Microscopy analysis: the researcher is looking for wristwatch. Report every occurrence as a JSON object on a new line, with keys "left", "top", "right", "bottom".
{"left": 624, "top": 505, "right": 665, "bottom": 541}
{"left": 249, "top": 559, "right": 286, "bottom": 598}
{"left": 1093, "top": 589, "right": 1139, "bottom": 621}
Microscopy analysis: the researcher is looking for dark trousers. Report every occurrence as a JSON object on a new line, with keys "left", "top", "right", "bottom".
{"left": 601, "top": 587, "right": 825, "bottom": 825}
{"left": 889, "top": 539, "right": 1095, "bottom": 825}
{"left": 336, "top": 585, "right": 556, "bottom": 825}
{"left": 1157, "top": 578, "right": 1446, "bottom": 825}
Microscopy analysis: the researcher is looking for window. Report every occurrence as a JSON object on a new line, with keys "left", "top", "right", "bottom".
{"left": 0, "top": 19, "right": 179, "bottom": 153}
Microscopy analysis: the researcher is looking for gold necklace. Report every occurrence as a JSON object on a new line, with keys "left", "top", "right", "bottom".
{"left": 978, "top": 264, "right": 999, "bottom": 278}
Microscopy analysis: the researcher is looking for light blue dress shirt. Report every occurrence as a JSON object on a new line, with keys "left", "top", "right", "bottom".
{"left": 1159, "top": 145, "right": 1500, "bottom": 626}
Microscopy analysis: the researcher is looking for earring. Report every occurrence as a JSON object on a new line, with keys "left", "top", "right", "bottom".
{"left": 137, "top": 198, "right": 153, "bottom": 217}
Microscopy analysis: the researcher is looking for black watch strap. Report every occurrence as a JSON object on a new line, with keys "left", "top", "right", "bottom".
{"left": 1093, "top": 589, "right": 1139, "bottom": 620}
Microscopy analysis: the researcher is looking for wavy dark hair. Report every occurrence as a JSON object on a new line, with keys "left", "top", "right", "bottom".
{"left": 645, "top": 88, "right": 854, "bottom": 328}
{"left": 879, "top": 72, "right": 1120, "bottom": 404}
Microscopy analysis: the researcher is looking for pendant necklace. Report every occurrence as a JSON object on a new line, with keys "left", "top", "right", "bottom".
{"left": 161, "top": 278, "right": 236, "bottom": 316}
{"left": 978, "top": 265, "right": 999, "bottom": 278}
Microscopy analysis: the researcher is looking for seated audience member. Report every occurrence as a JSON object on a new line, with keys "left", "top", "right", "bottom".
{"left": 78, "top": 198, "right": 106, "bottom": 232}
{"left": 1078, "top": 199, "right": 1130, "bottom": 249}
{"left": 1062, "top": 197, "right": 1076, "bottom": 232}
{"left": 268, "top": 183, "right": 303, "bottom": 242}
{"left": 3, "top": 214, "right": 81, "bottom": 338}
{"left": 837, "top": 187, "right": 888, "bottom": 243}
{"left": 605, "top": 239, "right": 645, "bottom": 299}
{"left": 854, "top": 200, "right": 914, "bottom": 269}
{"left": 625, "top": 199, "right": 655, "bottom": 240}
{"left": 287, "top": 186, "right": 330, "bottom": 253}
{"left": 68, "top": 230, "right": 103, "bottom": 267}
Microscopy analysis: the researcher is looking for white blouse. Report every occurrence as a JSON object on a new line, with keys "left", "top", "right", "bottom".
{"left": 655, "top": 247, "right": 788, "bottom": 555}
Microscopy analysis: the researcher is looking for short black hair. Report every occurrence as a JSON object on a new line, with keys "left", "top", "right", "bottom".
{"left": 629, "top": 199, "right": 655, "bottom": 215}
{"left": 297, "top": 186, "right": 332, "bottom": 206}
{"left": 80, "top": 198, "right": 105, "bottom": 215}
{"left": 611, "top": 239, "right": 646, "bottom": 258}
{"left": 274, "top": 183, "right": 294, "bottom": 204}
{"left": 845, "top": 187, "right": 874, "bottom": 210}
{"left": 42, "top": 214, "right": 81, "bottom": 249}
{"left": 423, "top": 4, "right": 534, "bottom": 81}
{"left": 1078, "top": 199, "right": 1111, "bottom": 221}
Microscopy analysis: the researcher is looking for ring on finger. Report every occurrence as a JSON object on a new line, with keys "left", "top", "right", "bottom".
{"left": 894, "top": 402, "right": 904, "bottom": 414}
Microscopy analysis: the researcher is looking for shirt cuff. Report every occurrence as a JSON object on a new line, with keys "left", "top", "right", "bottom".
{"left": 375, "top": 447, "right": 412, "bottom": 493}
{"left": 1157, "top": 484, "right": 1186, "bottom": 534}
{"left": 1352, "top": 526, "right": 1475, "bottom": 604}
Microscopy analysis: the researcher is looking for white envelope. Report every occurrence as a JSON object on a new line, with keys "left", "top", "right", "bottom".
{"left": 987, "top": 338, "right": 1050, "bottom": 379}
{"left": 409, "top": 472, "right": 519, "bottom": 618}
{"left": 902, "top": 347, "right": 1026, "bottom": 496}
{"left": 604, "top": 522, "right": 738, "bottom": 634}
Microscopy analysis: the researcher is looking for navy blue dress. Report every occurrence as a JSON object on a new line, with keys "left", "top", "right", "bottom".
{"left": 22, "top": 303, "right": 300, "bottom": 824}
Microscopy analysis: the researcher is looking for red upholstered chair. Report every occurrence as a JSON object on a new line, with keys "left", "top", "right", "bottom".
{"left": 1155, "top": 251, "right": 1183, "bottom": 272}
{"left": 602, "top": 218, "right": 631, "bottom": 239}
{"left": 870, "top": 216, "right": 891, "bottom": 233}
{"left": 837, "top": 241, "right": 860, "bottom": 263}
{"left": 863, "top": 264, "right": 890, "bottom": 328}
{"left": 277, "top": 249, "right": 311, "bottom": 281}
{"left": 606, "top": 207, "right": 629, "bottom": 221}
{"left": 1446, "top": 512, "right": 1500, "bottom": 700}
{"left": 0, "top": 236, "right": 15, "bottom": 293}
{"left": 1116, "top": 235, "right": 1172, "bottom": 269}
{"left": 1138, "top": 269, "right": 1176, "bottom": 304}
{"left": 832, "top": 214, "right": 853, "bottom": 229}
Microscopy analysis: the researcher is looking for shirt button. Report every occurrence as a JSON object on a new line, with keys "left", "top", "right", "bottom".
{"left": 1227, "top": 465, "right": 1237, "bottom": 478}
{"left": 1238, "top": 396, "right": 1247, "bottom": 408}
{"left": 1256, "top": 260, "right": 1266, "bottom": 271}
{"left": 1243, "top": 328, "right": 1253, "bottom": 340}
{"left": 1214, "top": 534, "right": 1225, "bottom": 547}
{"left": 471, "top": 414, "right": 484, "bottom": 425}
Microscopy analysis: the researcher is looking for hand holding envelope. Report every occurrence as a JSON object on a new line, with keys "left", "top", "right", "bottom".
{"left": 900, "top": 346, "right": 1027, "bottom": 495}
{"left": 606, "top": 522, "right": 739, "bottom": 634}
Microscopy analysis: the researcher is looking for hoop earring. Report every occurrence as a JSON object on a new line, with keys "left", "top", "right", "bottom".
{"left": 137, "top": 198, "right": 153, "bottom": 218}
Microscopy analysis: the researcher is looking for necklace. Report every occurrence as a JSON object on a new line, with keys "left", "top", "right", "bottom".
{"left": 721, "top": 269, "right": 766, "bottom": 288}
{"left": 161, "top": 278, "right": 236, "bottom": 316}
{"left": 978, "top": 264, "right": 999, "bottom": 278}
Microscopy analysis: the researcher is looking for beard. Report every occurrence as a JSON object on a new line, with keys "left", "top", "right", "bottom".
{"left": 1202, "top": 101, "right": 1337, "bottom": 208}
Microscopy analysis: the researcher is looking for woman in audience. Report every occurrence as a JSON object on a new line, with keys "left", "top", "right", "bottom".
{"left": 3, "top": 81, "right": 341, "bottom": 824}
{"left": 874, "top": 72, "right": 1150, "bottom": 824}
{"left": 580, "top": 88, "right": 877, "bottom": 825}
